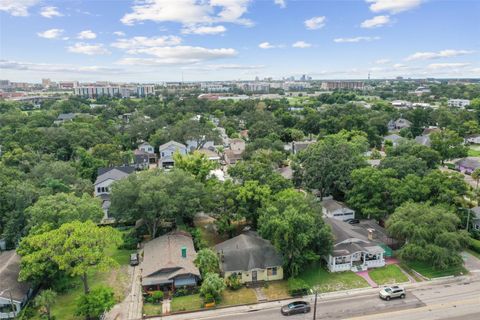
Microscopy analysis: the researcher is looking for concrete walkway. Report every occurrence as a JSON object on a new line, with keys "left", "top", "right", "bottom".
{"left": 356, "top": 270, "right": 379, "bottom": 288}
{"left": 162, "top": 299, "right": 171, "bottom": 314}
{"left": 254, "top": 287, "right": 267, "bottom": 302}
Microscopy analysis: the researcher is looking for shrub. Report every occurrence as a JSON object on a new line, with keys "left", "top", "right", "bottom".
{"left": 470, "top": 237, "right": 480, "bottom": 254}
{"left": 173, "top": 288, "right": 189, "bottom": 297}
{"left": 119, "top": 229, "right": 140, "bottom": 250}
{"left": 225, "top": 274, "right": 242, "bottom": 290}
{"left": 75, "top": 286, "right": 115, "bottom": 319}
{"left": 200, "top": 273, "right": 226, "bottom": 301}
{"left": 287, "top": 278, "right": 310, "bottom": 296}
{"left": 204, "top": 293, "right": 215, "bottom": 303}
{"left": 148, "top": 291, "right": 164, "bottom": 303}
{"left": 189, "top": 227, "right": 208, "bottom": 250}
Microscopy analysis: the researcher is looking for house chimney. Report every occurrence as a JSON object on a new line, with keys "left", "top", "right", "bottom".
{"left": 181, "top": 246, "right": 187, "bottom": 258}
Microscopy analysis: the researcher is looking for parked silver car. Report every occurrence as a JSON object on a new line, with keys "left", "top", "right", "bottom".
{"left": 379, "top": 286, "right": 405, "bottom": 300}
{"left": 281, "top": 301, "right": 311, "bottom": 315}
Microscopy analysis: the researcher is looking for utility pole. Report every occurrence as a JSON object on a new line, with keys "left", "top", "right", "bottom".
{"left": 8, "top": 290, "right": 16, "bottom": 318}
{"left": 311, "top": 286, "right": 319, "bottom": 319}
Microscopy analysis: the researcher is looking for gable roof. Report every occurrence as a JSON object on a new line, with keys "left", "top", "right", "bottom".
{"left": 415, "top": 135, "right": 431, "bottom": 147}
{"left": 384, "top": 134, "right": 404, "bottom": 142}
{"left": 159, "top": 140, "right": 186, "bottom": 151}
{"left": 57, "top": 113, "right": 76, "bottom": 121}
{"left": 142, "top": 231, "right": 200, "bottom": 283}
{"left": 0, "top": 251, "right": 31, "bottom": 302}
{"left": 94, "top": 167, "right": 134, "bottom": 185}
{"left": 97, "top": 166, "right": 135, "bottom": 176}
{"left": 455, "top": 157, "right": 480, "bottom": 170}
{"left": 215, "top": 231, "right": 283, "bottom": 272}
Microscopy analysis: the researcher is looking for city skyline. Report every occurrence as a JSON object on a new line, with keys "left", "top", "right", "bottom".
{"left": 1, "top": 0, "right": 480, "bottom": 82}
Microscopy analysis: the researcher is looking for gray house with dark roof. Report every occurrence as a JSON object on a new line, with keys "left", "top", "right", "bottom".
{"left": 0, "top": 251, "right": 33, "bottom": 318}
{"left": 215, "top": 231, "right": 283, "bottom": 284}
{"left": 141, "top": 231, "right": 201, "bottom": 292}
{"left": 158, "top": 141, "right": 187, "bottom": 169}
{"left": 321, "top": 198, "right": 355, "bottom": 221}
{"left": 455, "top": 157, "right": 480, "bottom": 174}
{"left": 325, "top": 218, "right": 385, "bottom": 272}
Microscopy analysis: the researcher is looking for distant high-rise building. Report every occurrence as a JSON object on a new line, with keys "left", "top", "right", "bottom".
{"left": 74, "top": 84, "right": 155, "bottom": 98}
{"left": 0, "top": 80, "right": 10, "bottom": 89}
{"left": 320, "top": 81, "right": 364, "bottom": 90}
{"left": 42, "top": 78, "right": 52, "bottom": 88}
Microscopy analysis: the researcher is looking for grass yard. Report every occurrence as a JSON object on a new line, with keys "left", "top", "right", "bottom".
{"left": 398, "top": 263, "right": 424, "bottom": 282}
{"left": 368, "top": 265, "right": 409, "bottom": 285}
{"left": 171, "top": 294, "right": 204, "bottom": 312}
{"left": 407, "top": 261, "right": 468, "bottom": 279}
{"left": 468, "top": 148, "right": 480, "bottom": 157}
{"left": 218, "top": 287, "right": 257, "bottom": 307}
{"left": 48, "top": 245, "right": 134, "bottom": 320}
{"left": 466, "top": 248, "right": 480, "bottom": 260}
{"left": 298, "top": 263, "right": 369, "bottom": 293}
{"left": 261, "top": 281, "right": 291, "bottom": 300}
{"left": 143, "top": 303, "right": 162, "bottom": 316}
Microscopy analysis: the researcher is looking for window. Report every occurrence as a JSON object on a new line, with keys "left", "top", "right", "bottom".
{"left": 97, "top": 187, "right": 101, "bottom": 193}
{"left": 267, "top": 267, "right": 277, "bottom": 276}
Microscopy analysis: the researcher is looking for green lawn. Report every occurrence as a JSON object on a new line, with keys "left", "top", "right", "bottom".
{"left": 171, "top": 294, "right": 204, "bottom": 312}
{"left": 143, "top": 303, "right": 162, "bottom": 316}
{"left": 218, "top": 287, "right": 257, "bottom": 307}
{"left": 298, "top": 263, "right": 369, "bottom": 293}
{"left": 368, "top": 265, "right": 409, "bottom": 285}
{"left": 261, "top": 281, "right": 291, "bottom": 300}
{"left": 468, "top": 147, "right": 480, "bottom": 157}
{"left": 48, "top": 245, "right": 134, "bottom": 320}
{"left": 398, "top": 263, "right": 424, "bottom": 282}
{"left": 466, "top": 248, "right": 480, "bottom": 260}
{"left": 407, "top": 261, "right": 468, "bottom": 279}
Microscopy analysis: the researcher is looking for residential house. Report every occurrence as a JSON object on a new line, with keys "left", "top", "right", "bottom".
{"left": 414, "top": 135, "right": 432, "bottom": 147}
{"left": 387, "top": 118, "right": 412, "bottom": 131}
{"left": 289, "top": 140, "right": 316, "bottom": 154}
{"left": 139, "top": 142, "right": 155, "bottom": 154}
{"left": 223, "top": 138, "right": 246, "bottom": 165}
{"left": 455, "top": 157, "right": 480, "bottom": 174}
{"left": 197, "top": 148, "right": 221, "bottom": 162}
{"left": 0, "top": 251, "right": 33, "bottom": 319}
{"left": 470, "top": 207, "right": 480, "bottom": 231}
{"left": 186, "top": 139, "right": 215, "bottom": 152}
{"left": 134, "top": 142, "right": 157, "bottom": 168}
{"left": 324, "top": 218, "right": 385, "bottom": 272}
{"left": 448, "top": 99, "right": 470, "bottom": 108}
{"left": 53, "top": 113, "right": 76, "bottom": 125}
{"left": 466, "top": 134, "right": 480, "bottom": 144}
{"left": 391, "top": 100, "right": 412, "bottom": 109}
{"left": 141, "top": 231, "right": 201, "bottom": 292}
{"left": 158, "top": 141, "right": 187, "bottom": 169}
{"left": 383, "top": 134, "right": 405, "bottom": 147}
{"left": 94, "top": 166, "right": 135, "bottom": 220}
{"left": 215, "top": 231, "right": 283, "bottom": 284}
{"left": 321, "top": 198, "right": 355, "bottom": 221}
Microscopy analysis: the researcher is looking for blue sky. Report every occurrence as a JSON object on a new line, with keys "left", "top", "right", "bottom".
{"left": 0, "top": 0, "right": 479, "bottom": 82}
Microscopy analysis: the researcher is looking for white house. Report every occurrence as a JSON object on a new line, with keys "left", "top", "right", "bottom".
{"left": 324, "top": 218, "right": 385, "bottom": 273}
{"left": 448, "top": 99, "right": 470, "bottom": 108}
{"left": 138, "top": 142, "right": 155, "bottom": 154}
{"left": 94, "top": 167, "right": 135, "bottom": 220}
{"left": 158, "top": 141, "right": 187, "bottom": 169}
{"left": 0, "top": 251, "right": 33, "bottom": 319}
{"left": 186, "top": 139, "right": 215, "bottom": 152}
{"left": 391, "top": 100, "right": 412, "bottom": 109}
{"left": 321, "top": 198, "right": 355, "bottom": 221}
{"left": 387, "top": 118, "right": 412, "bottom": 131}
{"left": 466, "top": 134, "right": 480, "bottom": 144}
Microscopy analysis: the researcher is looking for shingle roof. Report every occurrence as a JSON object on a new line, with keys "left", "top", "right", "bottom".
{"left": 415, "top": 135, "right": 431, "bottom": 147}
{"left": 97, "top": 166, "right": 135, "bottom": 176}
{"left": 142, "top": 231, "right": 200, "bottom": 285}
{"left": 57, "top": 113, "right": 76, "bottom": 121}
{"left": 215, "top": 231, "right": 283, "bottom": 272}
{"left": 384, "top": 134, "right": 404, "bottom": 142}
{"left": 455, "top": 157, "right": 480, "bottom": 170}
{"left": 0, "top": 251, "right": 31, "bottom": 302}
{"left": 94, "top": 167, "right": 134, "bottom": 185}
{"left": 159, "top": 140, "right": 186, "bottom": 151}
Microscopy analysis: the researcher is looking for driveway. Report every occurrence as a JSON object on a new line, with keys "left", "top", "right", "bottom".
{"left": 462, "top": 251, "right": 480, "bottom": 273}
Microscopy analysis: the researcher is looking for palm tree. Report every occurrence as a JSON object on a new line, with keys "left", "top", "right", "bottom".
{"left": 472, "top": 168, "right": 480, "bottom": 189}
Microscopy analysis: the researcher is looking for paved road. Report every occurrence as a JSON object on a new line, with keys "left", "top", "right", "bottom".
{"left": 158, "top": 276, "right": 480, "bottom": 320}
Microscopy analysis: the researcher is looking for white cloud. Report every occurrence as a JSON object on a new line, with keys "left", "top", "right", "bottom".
{"left": 304, "top": 16, "right": 326, "bottom": 30}
{"left": 111, "top": 36, "right": 182, "bottom": 50}
{"left": 77, "top": 30, "right": 97, "bottom": 40}
{"left": 361, "top": 15, "right": 390, "bottom": 28}
{"left": 258, "top": 42, "right": 276, "bottom": 49}
{"left": 40, "top": 6, "right": 62, "bottom": 18}
{"left": 37, "top": 29, "right": 64, "bottom": 39}
{"left": 366, "top": 0, "right": 423, "bottom": 14}
{"left": 0, "top": 0, "right": 38, "bottom": 16}
{"left": 182, "top": 25, "right": 226, "bottom": 35}
{"left": 113, "top": 31, "right": 126, "bottom": 37}
{"left": 405, "top": 49, "right": 474, "bottom": 61}
{"left": 292, "top": 41, "right": 312, "bottom": 48}
{"left": 119, "top": 45, "right": 237, "bottom": 65}
{"left": 67, "top": 43, "right": 111, "bottom": 55}
{"left": 121, "top": 0, "right": 252, "bottom": 26}
{"left": 334, "top": 36, "right": 380, "bottom": 43}
{"left": 274, "top": 0, "right": 286, "bottom": 8}
{"left": 393, "top": 63, "right": 408, "bottom": 69}
{"left": 427, "top": 63, "right": 470, "bottom": 70}
{"left": 375, "top": 58, "right": 390, "bottom": 64}
{"left": 0, "top": 59, "right": 123, "bottom": 74}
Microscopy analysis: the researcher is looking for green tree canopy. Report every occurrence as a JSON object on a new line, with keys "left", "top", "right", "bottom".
{"left": 75, "top": 286, "right": 116, "bottom": 320}
{"left": 194, "top": 248, "right": 220, "bottom": 276}
{"left": 387, "top": 202, "right": 469, "bottom": 269}
{"left": 199, "top": 273, "right": 226, "bottom": 302}
{"left": 173, "top": 151, "right": 219, "bottom": 182}
{"left": 258, "top": 189, "right": 333, "bottom": 277}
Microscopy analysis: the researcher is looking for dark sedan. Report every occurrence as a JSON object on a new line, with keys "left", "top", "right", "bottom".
{"left": 281, "top": 301, "right": 311, "bottom": 316}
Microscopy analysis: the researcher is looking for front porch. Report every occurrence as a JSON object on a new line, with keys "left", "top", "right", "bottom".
{"left": 327, "top": 248, "right": 385, "bottom": 273}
